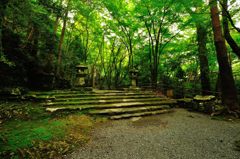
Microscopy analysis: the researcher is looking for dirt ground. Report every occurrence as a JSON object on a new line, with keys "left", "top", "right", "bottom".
{"left": 65, "top": 109, "right": 240, "bottom": 159}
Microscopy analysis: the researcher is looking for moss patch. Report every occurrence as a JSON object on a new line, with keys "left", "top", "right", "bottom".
{"left": 0, "top": 101, "right": 50, "bottom": 121}
{"left": 0, "top": 101, "right": 95, "bottom": 159}
{"left": 0, "top": 119, "right": 65, "bottom": 152}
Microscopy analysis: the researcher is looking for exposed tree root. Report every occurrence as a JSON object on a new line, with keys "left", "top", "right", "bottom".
{"left": 211, "top": 108, "right": 240, "bottom": 118}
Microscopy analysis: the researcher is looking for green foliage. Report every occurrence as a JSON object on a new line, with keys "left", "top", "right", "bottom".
{"left": 0, "top": 0, "right": 240, "bottom": 157}
{"left": 0, "top": 0, "right": 239, "bottom": 91}
{"left": 0, "top": 119, "right": 65, "bottom": 152}
{"left": 0, "top": 54, "right": 15, "bottom": 67}
{"left": 0, "top": 105, "right": 94, "bottom": 158}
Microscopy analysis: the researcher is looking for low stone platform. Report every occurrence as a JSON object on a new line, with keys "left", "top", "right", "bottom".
{"left": 26, "top": 89, "right": 176, "bottom": 119}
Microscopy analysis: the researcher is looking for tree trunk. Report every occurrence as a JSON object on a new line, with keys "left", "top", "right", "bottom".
{"left": 151, "top": 62, "right": 158, "bottom": 89}
{"left": 53, "top": 0, "right": 63, "bottom": 35}
{"left": 45, "top": 32, "right": 55, "bottom": 73}
{"left": 196, "top": 24, "right": 211, "bottom": 95}
{"left": 31, "top": 25, "right": 39, "bottom": 57}
{"left": 46, "top": 3, "right": 63, "bottom": 74}
{"left": 209, "top": 0, "right": 239, "bottom": 111}
{"left": 0, "top": 0, "right": 8, "bottom": 56}
{"left": 56, "top": 7, "right": 69, "bottom": 76}
{"left": 84, "top": 24, "right": 89, "bottom": 63}
{"left": 53, "top": 16, "right": 60, "bottom": 36}
{"left": 0, "top": 10, "right": 3, "bottom": 57}
{"left": 222, "top": 0, "right": 240, "bottom": 59}
{"left": 215, "top": 73, "right": 221, "bottom": 97}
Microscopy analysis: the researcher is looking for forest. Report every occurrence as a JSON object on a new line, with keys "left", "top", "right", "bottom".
{"left": 0, "top": 0, "right": 240, "bottom": 158}
{"left": 1, "top": 0, "right": 240, "bottom": 109}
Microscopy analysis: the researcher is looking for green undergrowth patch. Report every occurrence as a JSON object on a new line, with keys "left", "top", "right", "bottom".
{"left": 234, "top": 140, "right": 240, "bottom": 151}
{"left": 27, "top": 90, "right": 86, "bottom": 96}
{"left": 0, "top": 101, "right": 97, "bottom": 159}
{"left": 0, "top": 101, "right": 50, "bottom": 121}
{"left": 210, "top": 114, "right": 240, "bottom": 122}
{"left": 210, "top": 115, "right": 226, "bottom": 121}
{"left": 0, "top": 118, "right": 65, "bottom": 152}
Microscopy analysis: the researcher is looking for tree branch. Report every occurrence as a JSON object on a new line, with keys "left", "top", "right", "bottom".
{"left": 218, "top": 0, "right": 240, "bottom": 33}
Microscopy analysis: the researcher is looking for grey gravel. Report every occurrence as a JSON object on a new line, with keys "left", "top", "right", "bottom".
{"left": 66, "top": 109, "right": 240, "bottom": 159}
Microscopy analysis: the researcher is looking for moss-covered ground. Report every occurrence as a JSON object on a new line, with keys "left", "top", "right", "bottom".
{"left": 0, "top": 101, "right": 96, "bottom": 159}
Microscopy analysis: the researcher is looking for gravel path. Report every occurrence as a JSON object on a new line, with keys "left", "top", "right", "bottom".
{"left": 66, "top": 109, "right": 240, "bottom": 159}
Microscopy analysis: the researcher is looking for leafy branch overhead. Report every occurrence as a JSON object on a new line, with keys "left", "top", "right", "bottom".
{"left": 0, "top": 0, "right": 239, "bottom": 107}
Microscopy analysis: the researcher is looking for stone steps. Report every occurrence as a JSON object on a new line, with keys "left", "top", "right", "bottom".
{"left": 52, "top": 92, "right": 154, "bottom": 98}
{"left": 53, "top": 95, "right": 159, "bottom": 102}
{"left": 89, "top": 105, "right": 170, "bottom": 115}
{"left": 30, "top": 89, "right": 175, "bottom": 119}
{"left": 27, "top": 90, "right": 135, "bottom": 98}
{"left": 25, "top": 93, "right": 157, "bottom": 102}
{"left": 29, "top": 90, "right": 152, "bottom": 95}
{"left": 110, "top": 109, "right": 172, "bottom": 120}
{"left": 30, "top": 92, "right": 155, "bottom": 100}
{"left": 45, "top": 100, "right": 176, "bottom": 113}
{"left": 45, "top": 98, "right": 170, "bottom": 106}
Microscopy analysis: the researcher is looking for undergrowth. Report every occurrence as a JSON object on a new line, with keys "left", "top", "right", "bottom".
{"left": 0, "top": 101, "right": 95, "bottom": 159}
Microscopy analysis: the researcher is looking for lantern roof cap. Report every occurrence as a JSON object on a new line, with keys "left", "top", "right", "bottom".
{"left": 129, "top": 68, "right": 139, "bottom": 73}
{"left": 76, "top": 65, "right": 88, "bottom": 69}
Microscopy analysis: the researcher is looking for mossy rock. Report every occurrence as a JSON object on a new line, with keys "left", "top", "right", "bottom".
{"left": 177, "top": 98, "right": 193, "bottom": 103}
{"left": 235, "top": 140, "right": 240, "bottom": 151}
{"left": 213, "top": 104, "right": 224, "bottom": 111}
{"left": 176, "top": 98, "right": 193, "bottom": 108}
{"left": 193, "top": 95, "right": 215, "bottom": 101}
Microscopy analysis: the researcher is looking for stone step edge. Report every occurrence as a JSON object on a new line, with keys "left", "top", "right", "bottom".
{"left": 45, "top": 98, "right": 169, "bottom": 106}
{"left": 110, "top": 109, "right": 173, "bottom": 120}
{"left": 29, "top": 90, "right": 133, "bottom": 95}
{"left": 54, "top": 95, "right": 161, "bottom": 101}
{"left": 50, "top": 92, "right": 155, "bottom": 98}
{"left": 23, "top": 94, "right": 160, "bottom": 102}
{"left": 45, "top": 101, "right": 177, "bottom": 112}
{"left": 28, "top": 91, "right": 153, "bottom": 95}
{"left": 45, "top": 100, "right": 177, "bottom": 108}
{"left": 88, "top": 105, "right": 170, "bottom": 115}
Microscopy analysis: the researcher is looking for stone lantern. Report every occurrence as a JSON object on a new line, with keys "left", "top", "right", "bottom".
{"left": 75, "top": 64, "right": 88, "bottom": 87}
{"left": 129, "top": 68, "right": 139, "bottom": 90}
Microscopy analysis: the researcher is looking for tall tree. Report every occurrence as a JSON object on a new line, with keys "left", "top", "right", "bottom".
{"left": 0, "top": 0, "right": 8, "bottom": 57}
{"left": 103, "top": 0, "right": 136, "bottom": 69}
{"left": 181, "top": 0, "right": 212, "bottom": 95}
{"left": 56, "top": 0, "right": 71, "bottom": 75}
{"left": 196, "top": 23, "right": 211, "bottom": 95}
{"left": 219, "top": 0, "right": 240, "bottom": 33}
{"left": 195, "top": 5, "right": 211, "bottom": 95}
{"left": 209, "top": 0, "right": 239, "bottom": 111}
{"left": 135, "top": 0, "right": 182, "bottom": 88}
{"left": 47, "top": 0, "right": 64, "bottom": 73}
{"left": 221, "top": 0, "right": 240, "bottom": 59}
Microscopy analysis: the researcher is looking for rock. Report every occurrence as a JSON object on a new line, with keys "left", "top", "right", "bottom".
{"left": 193, "top": 95, "right": 215, "bottom": 101}
{"left": 177, "top": 98, "right": 193, "bottom": 103}
{"left": 177, "top": 98, "right": 193, "bottom": 108}
{"left": 0, "top": 87, "right": 25, "bottom": 100}
{"left": 0, "top": 88, "right": 21, "bottom": 96}
{"left": 213, "top": 104, "right": 224, "bottom": 111}
{"left": 10, "top": 88, "right": 22, "bottom": 96}
{"left": 234, "top": 140, "right": 240, "bottom": 151}
{"left": 192, "top": 95, "right": 219, "bottom": 114}
{"left": 131, "top": 117, "right": 142, "bottom": 121}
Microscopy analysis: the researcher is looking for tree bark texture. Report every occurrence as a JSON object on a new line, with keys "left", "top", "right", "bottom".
{"left": 0, "top": 0, "right": 8, "bottom": 56}
{"left": 222, "top": 0, "right": 240, "bottom": 59}
{"left": 196, "top": 24, "right": 211, "bottom": 95}
{"left": 56, "top": 7, "right": 69, "bottom": 76}
{"left": 209, "top": 0, "right": 239, "bottom": 111}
